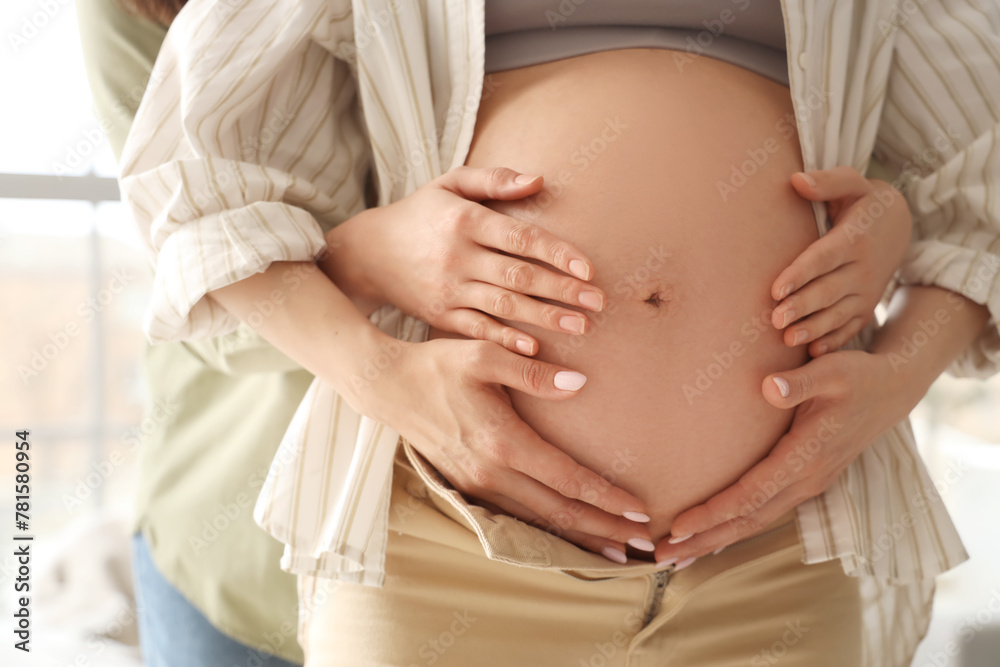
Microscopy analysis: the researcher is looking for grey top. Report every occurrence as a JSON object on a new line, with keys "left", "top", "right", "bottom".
{"left": 484, "top": 0, "right": 789, "bottom": 86}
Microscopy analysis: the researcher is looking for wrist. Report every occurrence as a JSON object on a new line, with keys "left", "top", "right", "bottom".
{"left": 319, "top": 209, "right": 386, "bottom": 315}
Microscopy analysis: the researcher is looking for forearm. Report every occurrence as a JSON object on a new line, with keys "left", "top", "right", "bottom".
{"left": 207, "top": 260, "right": 391, "bottom": 406}
{"left": 869, "top": 285, "right": 991, "bottom": 406}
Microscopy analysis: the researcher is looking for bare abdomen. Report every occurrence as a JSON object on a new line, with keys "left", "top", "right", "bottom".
{"left": 429, "top": 48, "right": 818, "bottom": 544}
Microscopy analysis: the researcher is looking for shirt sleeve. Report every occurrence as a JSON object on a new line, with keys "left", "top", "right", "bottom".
{"left": 873, "top": 0, "right": 1000, "bottom": 378}
{"left": 118, "top": 0, "right": 370, "bottom": 343}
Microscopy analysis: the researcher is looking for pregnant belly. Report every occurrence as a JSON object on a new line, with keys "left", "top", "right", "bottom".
{"left": 428, "top": 48, "right": 819, "bottom": 545}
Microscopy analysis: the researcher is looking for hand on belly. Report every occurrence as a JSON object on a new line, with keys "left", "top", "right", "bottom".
{"left": 429, "top": 47, "right": 819, "bottom": 547}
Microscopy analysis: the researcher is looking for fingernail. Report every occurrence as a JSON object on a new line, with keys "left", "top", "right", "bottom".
{"left": 668, "top": 533, "right": 693, "bottom": 544}
{"left": 515, "top": 338, "right": 533, "bottom": 355}
{"left": 815, "top": 342, "right": 828, "bottom": 355}
{"left": 568, "top": 259, "right": 590, "bottom": 280}
{"left": 712, "top": 546, "right": 725, "bottom": 555}
{"left": 792, "top": 329, "right": 808, "bottom": 345}
{"left": 777, "top": 284, "right": 792, "bottom": 300}
{"left": 578, "top": 290, "right": 603, "bottom": 311}
{"left": 780, "top": 309, "right": 795, "bottom": 329}
{"left": 554, "top": 371, "right": 587, "bottom": 391}
{"left": 656, "top": 556, "right": 678, "bottom": 568}
{"left": 559, "top": 314, "right": 586, "bottom": 334}
{"left": 674, "top": 556, "right": 698, "bottom": 571}
{"left": 602, "top": 546, "right": 628, "bottom": 564}
{"left": 514, "top": 173, "right": 539, "bottom": 185}
{"left": 627, "top": 537, "right": 655, "bottom": 552}
{"left": 797, "top": 171, "right": 817, "bottom": 188}
{"left": 623, "top": 511, "right": 651, "bottom": 523}
{"left": 773, "top": 376, "right": 790, "bottom": 398}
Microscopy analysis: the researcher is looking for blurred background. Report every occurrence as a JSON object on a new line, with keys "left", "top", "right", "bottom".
{"left": 0, "top": 1, "right": 998, "bottom": 666}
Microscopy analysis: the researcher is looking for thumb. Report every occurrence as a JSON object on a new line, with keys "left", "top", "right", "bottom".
{"left": 790, "top": 166, "right": 873, "bottom": 205}
{"left": 762, "top": 360, "right": 830, "bottom": 409}
{"left": 437, "top": 165, "right": 545, "bottom": 202}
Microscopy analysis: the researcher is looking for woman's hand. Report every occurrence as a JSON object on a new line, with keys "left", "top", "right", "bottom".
{"left": 354, "top": 336, "right": 655, "bottom": 562}
{"left": 652, "top": 348, "right": 913, "bottom": 568}
{"left": 321, "top": 165, "right": 606, "bottom": 356}
{"left": 771, "top": 167, "right": 912, "bottom": 356}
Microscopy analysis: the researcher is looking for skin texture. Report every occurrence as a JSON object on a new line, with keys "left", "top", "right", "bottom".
{"left": 429, "top": 48, "right": 822, "bottom": 548}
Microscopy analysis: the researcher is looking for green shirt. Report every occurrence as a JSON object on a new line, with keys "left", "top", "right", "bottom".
{"left": 77, "top": 0, "right": 307, "bottom": 660}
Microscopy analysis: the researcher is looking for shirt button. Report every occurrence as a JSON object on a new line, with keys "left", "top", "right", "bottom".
{"left": 798, "top": 52, "right": 808, "bottom": 70}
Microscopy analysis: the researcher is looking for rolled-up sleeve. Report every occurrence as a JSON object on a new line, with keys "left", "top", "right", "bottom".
{"left": 119, "top": 0, "right": 369, "bottom": 343}
{"left": 873, "top": 0, "right": 1000, "bottom": 378}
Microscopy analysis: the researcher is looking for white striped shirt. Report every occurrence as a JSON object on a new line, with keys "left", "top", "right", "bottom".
{"left": 119, "top": 0, "right": 1000, "bottom": 662}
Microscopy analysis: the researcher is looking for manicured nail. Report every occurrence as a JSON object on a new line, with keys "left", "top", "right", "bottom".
{"left": 792, "top": 329, "right": 808, "bottom": 345}
{"left": 668, "top": 533, "right": 693, "bottom": 545}
{"left": 515, "top": 338, "right": 533, "bottom": 355}
{"left": 796, "top": 171, "right": 817, "bottom": 188}
{"left": 780, "top": 309, "right": 795, "bottom": 329}
{"left": 514, "top": 173, "right": 539, "bottom": 185}
{"left": 773, "top": 376, "right": 790, "bottom": 398}
{"left": 777, "top": 284, "right": 792, "bottom": 300}
{"left": 627, "top": 537, "right": 655, "bottom": 552}
{"left": 656, "top": 556, "right": 678, "bottom": 568}
{"left": 712, "top": 546, "right": 725, "bottom": 555}
{"left": 559, "top": 314, "right": 586, "bottom": 334}
{"left": 602, "top": 546, "right": 627, "bottom": 564}
{"left": 554, "top": 371, "right": 587, "bottom": 391}
{"left": 623, "top": 511, "right": 651, "bottom": 523}
{"left": 578, "top": 290, "right": 603, "bottom": 311}
{"left": 568, "top": 259, "right": 590, "bottom": 280}
{"left": 674, "top": 556, "right": 698, "bottom": 571}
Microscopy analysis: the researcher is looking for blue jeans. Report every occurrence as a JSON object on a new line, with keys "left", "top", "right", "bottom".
{"left": 132, "top": 533, "right": 301, "bottom": 667}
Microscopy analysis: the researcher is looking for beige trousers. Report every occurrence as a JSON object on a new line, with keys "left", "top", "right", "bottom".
{"left": 301, "top": 440, "right": 864, "bottom": 666}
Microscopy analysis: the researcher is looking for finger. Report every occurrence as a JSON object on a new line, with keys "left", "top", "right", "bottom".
{"left": 654, "top": 486, "right": 807, "bottom": 564}
{"left": 782, "top": 296, "right": 865, "bottom": 348}
{"left": 460, "top": 281, "right": 590, "bottom": 335}
{"left": 436, "top": 165, "right": 546, "bottom": 202}
{"left": 661, "top": 450, "right": 797, "bottom": 543}
{"left": 807, "top": 317, "right": 868, "bottom": 357}
{"left": 771, "top": 228, "right": 853, "bottom": 302}
{"left": 772, "top": 264, "right": 859, "bottom": 331}
{"left": 482, "top": 493, "right": 633, "bottom": 562}
{"left": 437, "top": 309, "right": 538, "bottom": 355}
{"left": 789, "top": 166, "right": 873, "bottom": 204}
{"left": 497, "top": 418, "right": 652, "bottom": 521}
{"left": 762, "top": 353, "right": 844, "bottom": 409}
{"left": 477, "top": 466, "right": 653, "bottom": 546}
{"left": 466, "top": 205, "right": 596, "bottom": 281}
{"left": 469, "top": 248, "right": 605, "bottom": 311}
{"left": 469, "top": 341, "right": 592, "bottom": 399}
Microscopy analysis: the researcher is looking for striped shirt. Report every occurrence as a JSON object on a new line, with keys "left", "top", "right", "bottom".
{"left": 119, "top": 0, "right": 1000, "bottom": 662}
